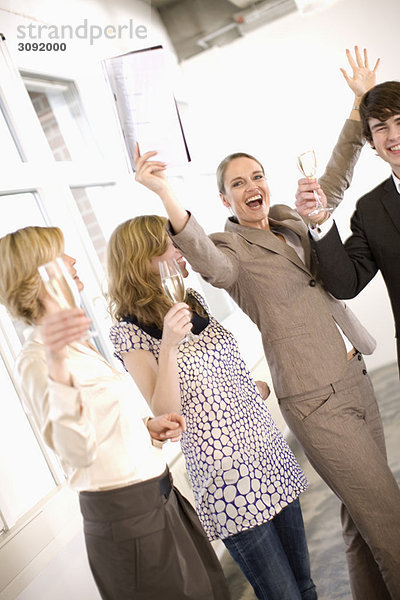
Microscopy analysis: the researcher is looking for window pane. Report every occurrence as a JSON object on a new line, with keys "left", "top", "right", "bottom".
{"left": 0, "top": 100, "right": 23, "bottom": 164}
{"left": 70, "top": 186, "right": 112, "bottom": 264}
{"left": 0, "top": 355, "right": 57, "bottom": 529}
{"left": 23, "top": 75, "right": 101, "bottom": 162}
{"left": 0, "top": 190, "right": 60, "bottom": 532}
{"left": 0, "top": 191, "right": 47, "bottom": 238}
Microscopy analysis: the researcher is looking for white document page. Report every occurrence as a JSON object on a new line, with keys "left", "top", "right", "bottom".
{"left": 104, "top": 45, "right": 190, "bottom": 171}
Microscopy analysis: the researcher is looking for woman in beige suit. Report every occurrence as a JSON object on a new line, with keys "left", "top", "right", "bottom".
{"left": 131, "top": 49, "right": 400, "bottom": 600}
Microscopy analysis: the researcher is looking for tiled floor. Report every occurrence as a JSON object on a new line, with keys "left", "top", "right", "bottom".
{"left": 221, "top": 362, "right": 400, "bottom": 600}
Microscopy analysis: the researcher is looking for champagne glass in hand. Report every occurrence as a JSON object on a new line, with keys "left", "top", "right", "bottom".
{"left": 38, "top": 257, "right": 95, "bottom": 339}
{"left": 297, "top": 150, "right": 333, "bottom": 216}
{"left": 159, "top": 259, "right": 195, "bottom": 343}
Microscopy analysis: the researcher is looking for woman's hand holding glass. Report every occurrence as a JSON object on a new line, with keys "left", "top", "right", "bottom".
{"left": 159, "top": 259, "right": 195, "bottom": 343}
{"left": 38, "top": 258, "right": 81, "bottom": 310}
{"left": 40, "top": 308, "right": 92, "bottom": 386}
{"left": 162, "top": 302, "right": 193, "bottom": 348}
{"left": 41, "top": 308, "right": 92, "bottom": 355}
{"left": 38, "top": 257, "right": 95, "bottom": 341}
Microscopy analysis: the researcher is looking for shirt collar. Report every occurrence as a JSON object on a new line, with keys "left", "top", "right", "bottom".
{"left": 392, "top": 172, "right": 400, "bottom": 194}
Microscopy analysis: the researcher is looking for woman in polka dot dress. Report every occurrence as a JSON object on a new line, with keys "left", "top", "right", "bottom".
{"left": 107, "top": 215, "right": 317, "bottom": 600}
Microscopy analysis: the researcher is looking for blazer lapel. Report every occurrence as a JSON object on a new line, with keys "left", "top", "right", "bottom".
{"left": 269, "top": 207, "right": 313, "bottom": 272}
{"left": 225, "top": 208, "right": 312, "bottom": 276}
{"left": 381, "top": 177, "right": 400, "bottom": 235}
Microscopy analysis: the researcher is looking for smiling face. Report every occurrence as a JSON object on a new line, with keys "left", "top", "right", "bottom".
{"left": 369, "top": 114, "right": 400, "bottom": 178}
{"left": 150, "top": 239, "right": 189, "bottom": 278}
{"left": 219, "top": 156, "right": 271, "bottom": 229}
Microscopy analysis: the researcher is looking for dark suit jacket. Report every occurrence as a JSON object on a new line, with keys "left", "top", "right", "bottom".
{"left": 311, "top": 176, "right": 400, "bottom": 360}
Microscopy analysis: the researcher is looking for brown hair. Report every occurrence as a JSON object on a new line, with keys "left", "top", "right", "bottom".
{"left": 360, "top": 81, "right": 400, "bottom": 143}
{"left": 216, "top": 152, "right": 265, "bottom": 194}
{"left": 0, "top": 226, "right": 64, "bottom": 325}
{"left": 107, "top": 215, "right": 203, "bottom": 329}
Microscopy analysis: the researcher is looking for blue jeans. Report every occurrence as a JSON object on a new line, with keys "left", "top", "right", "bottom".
{"left": 222, "top": 498, "right": 317, "bottom": 600}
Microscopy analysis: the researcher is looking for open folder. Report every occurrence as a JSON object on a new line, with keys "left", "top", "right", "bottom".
{"left": 103, "top": 45, "right": 190, "bottom": 171}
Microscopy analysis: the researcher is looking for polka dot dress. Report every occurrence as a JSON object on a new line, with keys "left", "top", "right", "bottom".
{"left": 110, "top": 290, "right": 308, "bottom": 541}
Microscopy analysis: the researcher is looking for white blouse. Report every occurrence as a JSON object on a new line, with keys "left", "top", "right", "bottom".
{"left": 15, "top": 328, "right": 165, "bottom": 492}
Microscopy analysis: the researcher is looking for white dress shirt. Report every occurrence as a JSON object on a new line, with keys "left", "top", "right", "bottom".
{"left": 15, "top": 327, "right": 165, "bottom": 492}
{"left": 392, "top": 172, "right": 400, "bottom": 194}
{"left": 309, "top": 171, "right": 400, "bottom": 243}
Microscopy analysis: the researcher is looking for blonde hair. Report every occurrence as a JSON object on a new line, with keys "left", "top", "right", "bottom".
{"left": 107, "top": 215, "right": 173, "bottom": 328}
{"left": 0, "top": 226, "right": 64, "bottom": 325}
{"left": 107, "top": 215, "right": 202, "bottom": 329}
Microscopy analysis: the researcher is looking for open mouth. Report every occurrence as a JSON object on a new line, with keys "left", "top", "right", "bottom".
{"left": 388, "top": 144, "right": 400, "bottom": 153}
{"left": 245, "top": 194, "right": 263, "bottom": 208}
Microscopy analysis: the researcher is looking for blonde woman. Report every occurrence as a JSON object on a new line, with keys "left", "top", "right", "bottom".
{"left": 107, "top": 215, "right": 316, "bottom": 600}
{"left": 0, "top": 226, "right": 230, "bottom": 600}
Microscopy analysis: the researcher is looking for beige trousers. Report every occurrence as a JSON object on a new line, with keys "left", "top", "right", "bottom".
{"left": 279, "top": 354, "right": 400, "bottom": 600}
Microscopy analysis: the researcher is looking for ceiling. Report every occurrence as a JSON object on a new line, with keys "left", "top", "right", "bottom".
{"left": 144, "top": 0, "right": 298, "bottom": 61}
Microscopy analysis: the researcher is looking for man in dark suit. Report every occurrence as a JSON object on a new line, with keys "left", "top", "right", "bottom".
{"left": 296, "top": 80, "right": 400, "bottom": 371}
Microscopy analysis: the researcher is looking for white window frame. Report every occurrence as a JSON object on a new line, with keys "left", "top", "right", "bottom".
{"left": 0, "top": 35, "right": 132, "bottom": 596}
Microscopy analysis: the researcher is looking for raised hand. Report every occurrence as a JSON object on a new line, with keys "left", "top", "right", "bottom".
{"left": 340, "top": 46, "right": 380, "bottom": 97}
{"left": 133, "top": 143, "right": 169, "bottom": 196}
{"left": 41, "top": 308, "right": 92, "bottom": 386}
{"left": 41, "top": 308, "right": 92, "bottom": 355}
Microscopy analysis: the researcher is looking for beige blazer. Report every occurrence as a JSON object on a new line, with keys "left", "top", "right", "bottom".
{"left": 168, "top": 120, "right": 375, "bottom": 398}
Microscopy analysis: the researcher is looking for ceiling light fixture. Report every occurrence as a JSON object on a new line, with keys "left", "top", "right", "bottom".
{"left": 294, "top": 0, "right": 338, "bottom": 14}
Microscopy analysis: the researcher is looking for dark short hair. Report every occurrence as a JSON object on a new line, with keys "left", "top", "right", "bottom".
{"left": 360, "top": 81, "right": 400, "bottom": 143}
{"left": 216, "top": 152, "right": 265, "bottom": 194}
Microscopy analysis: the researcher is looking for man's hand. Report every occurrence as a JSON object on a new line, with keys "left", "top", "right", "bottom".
{"left": 295, "top": 178, "right": 329, "bottom": 224}
{"left": 147, "top": 412, "right": 186, "bottom": 443}
{"left": 340, "top": 46, "right": 380, "bottom": 98}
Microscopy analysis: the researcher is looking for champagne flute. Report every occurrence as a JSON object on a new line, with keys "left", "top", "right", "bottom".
{"left": 159, "top": 258, "right": 195, "bottom": 343}
{"left": 38, "top": 257, "right": 95, "bottom": 339}
{"left": 297, "top": 150, "right": 333, "bottom": 216}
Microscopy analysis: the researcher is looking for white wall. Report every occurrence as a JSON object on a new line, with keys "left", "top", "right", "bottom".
{"left": 178, "top": 0, "right": 400, "bottom": 371}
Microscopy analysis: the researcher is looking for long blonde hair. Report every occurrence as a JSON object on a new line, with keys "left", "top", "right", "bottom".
{"left": 107, "top": 215, "right": 175, "bottom": 328}
{"left": 0, "top": 226, "right": 64, "bottom": 325}
{"left": 107, "top": 215, "right": 202, "bottom": 329}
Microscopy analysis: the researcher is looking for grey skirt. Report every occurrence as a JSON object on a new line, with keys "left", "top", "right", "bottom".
{"left": 79, "top": 468, "right": 230, "bottom": 600}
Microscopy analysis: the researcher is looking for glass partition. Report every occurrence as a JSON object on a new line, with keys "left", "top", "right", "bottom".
{"left": 23, "top": 74, "right": 101, "bottom": 163}
{"left": 0, "top": 99, "right": 24, "bottom": 164}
